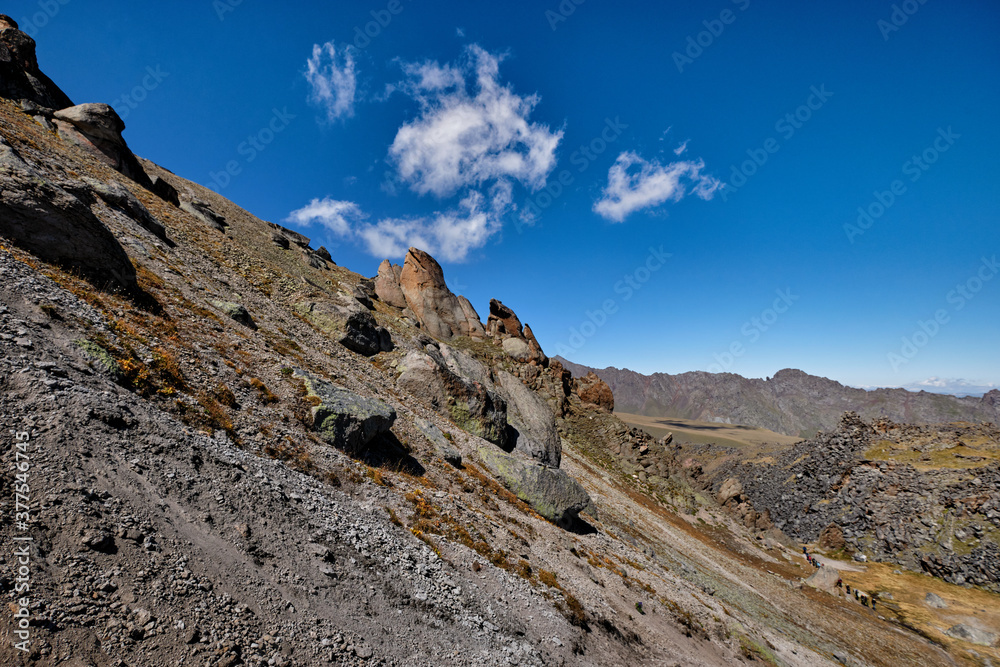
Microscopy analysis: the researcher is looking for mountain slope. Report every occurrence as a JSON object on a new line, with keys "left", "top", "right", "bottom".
{"left": 556, "top": 359, "right": 1000, "bottom": 438}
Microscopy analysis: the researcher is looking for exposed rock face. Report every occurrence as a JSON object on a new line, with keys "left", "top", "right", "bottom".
{"left": 709, "top": 413, "right": 1000, "bottom": 591}
{"left": 181, "top": 198, "right": 227, "bottom": 231}
{"left": 0, "top": 15, "right": 74, "bottom": 109}
{"left": 804, "top": 565, "right": 841, "bottom": 593}
{"left": 716, "top": 478, "right": 743, "bottom": 506}
{"left": 557, "top": 359, "right": 1000, "bottom": 438}
{"left": 53, "top": 104, "right": 154, "bottom": 189}
{"left": 924, "top": 592, "right": 948, "bottom": 609}
{"left": 0, "top": 135, "right": 142, "bottom": 299}
{"left": 70, "top": 177, "right": 168, "bottom": 242}
{"left": 374, "top": 259, "right": 407, "bottom": 309}
{"left": 575, "top": 372, "right": 614, "bottom": 412}
{"left": 296, "top": 372, "right": 396, "bottom": 453}
{"left": 945, "top": 624, "right": 996, "bottom": 647}
{"left": 496, "top": 371, "right": 561, "bottom": 467}
{"left": 487, "top": 299, "right": 546, "bottom": 365}
{"left": 477, "top": 446, "right": 591, "bottom": 528}
{"left": 415, "top": 418, "right": 462, "bottom": 467}
{"left": 397, "top": 348, "right": 509, "bottom": 448}
{"left": 396, "top": 248, "right": 485, "bottom": 340}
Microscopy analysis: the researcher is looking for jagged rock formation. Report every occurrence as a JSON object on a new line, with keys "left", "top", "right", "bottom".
{"left": 376, "top": 247, "right": 485, "bottom": 340}
{"left": 487, "top": 299, "right": 546, "bottom": 365}
{"left": 53, "top": 103, "right": 154, "bottom": 190}
{"left": 0, "top": 15, "right": 73, "bottom": 109}
{"left": 558, "top": 359, "right": 1000, "bottom": 437}
{"left": 707, "top": 412, "right": 1000, "bottom": 590}
{"left": 575, "top": 371, "right": 614, "bottom": 412}
{"left": 297, "top": 371, "right": 396, "bottom": 453}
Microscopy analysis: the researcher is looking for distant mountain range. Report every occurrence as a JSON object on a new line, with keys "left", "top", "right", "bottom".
{"left": 554, "top": 358, "right": 1000, "bottom": 438}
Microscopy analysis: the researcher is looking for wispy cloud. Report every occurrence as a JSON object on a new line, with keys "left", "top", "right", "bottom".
{"left": 389, "top": 45, "right": 563, "bottom": 198}
{"left": 673, "top": 139, "right": 690, "bottom": 156}
{"left": 305, "top": 40, "right": 357, "bottom": 122}
{"left": 286, "top": 197, "right": 366, "bottom": 236}
{"left": 593, "top": 151, "right": 721, "bottom": 223}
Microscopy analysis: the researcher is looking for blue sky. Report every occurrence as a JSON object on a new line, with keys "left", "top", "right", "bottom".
{"left": 17, "top": 0, "right": 1000, "bottom": 392}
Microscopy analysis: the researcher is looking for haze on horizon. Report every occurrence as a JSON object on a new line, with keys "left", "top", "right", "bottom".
{"left": 26, "top": 0, "right": 1000, "bottom": 392}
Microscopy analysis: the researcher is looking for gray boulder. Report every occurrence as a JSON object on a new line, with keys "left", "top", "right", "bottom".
{"left": 397, "top": 350, "right": 509, "bottom": 448}
{"left": 295, "top": 372, "right": 396, "bottom": 452}
{"left": 924, "top": 592, "right": 948, "bottom": 609}
{"left": 52, "top": 103, "right": 153, "bottom": 189}
{"left": 477, "top": 446, "right": 590, "bottom": 528}
{"left": 0, "top": 135, "right": 142, "bottom": 300}
{"left": 496, "top": 371, "right": 561, "bottom": 467}
{"left": 211, "top": 300, "right": 256, "bottom": 329}
{"left": 76, "top": 178, "right": 167, "bottom": 242}
{"left": 0, "top": 16, "right": 74, "bottom": 110}
{"left": 181, "top": 198, "right": 227, "bottom": 232}
{"left": 416, "top": 418, "right": 462, "bottom": 467}
{"left": 945, "top": 623, "right": 996, "bottom": 647}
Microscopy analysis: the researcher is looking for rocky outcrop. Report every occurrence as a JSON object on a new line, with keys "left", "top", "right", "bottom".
{"left": 53, "top": 104, "right": 154, "bottom": 190}
{"left": 416, "top": 418, "right": 462, "bottom": 467}
{"left": 710, "top": 413, "right": 1000, "bottom": 591}
{"left": 496, "top": 371, "right": 561, "bottom": 467}
{"left": 378, "top": 248, "right": 485, "bottom": 340}
{"left": 296, "top": 372, "right": 396, "bottom": 453}
{"left": 374, "top": 259, "right": 407, "bottom": 309}
{"left": 0, "top": 15, "right": 73, "bottom": 110}
{"left": 575, "top": 372, "right": 614, "bottom": 412}
{"left": 295, "top": 299, "right": 392, "bottom": 357}
{"left": 0, "top": 135, "right": 143, "bottom": 300}
{"left": 397, "top": 347, "right": 509, "bottom": 448}
{"left": 181, "top": 198, "right": 227, "bottom": 232}
{"left": 477, "top": 446, "right": 591, "bottom": 528}
{"left": 487, "top": 299, "right": 547, "bottom": 365}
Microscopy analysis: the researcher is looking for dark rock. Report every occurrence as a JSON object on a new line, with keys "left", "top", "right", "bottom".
{"left": 150, "top": 176, "right": 179, "bottom": 206}
{"left": 0, "top": 16, "right": 74, "bottom": 109}
{"left": 496, "top": 370, "right": 561, "bottom": 467}
{"left": 211, "top": 301, "right": 256, "bottom": 329}
{"left": 340, "top": 311, "right": 392, "bottom": 356}
{"left": 0, "top": 136, "right": 144, "bottom": 300}
{"left": 295, "top": 371, "right": 396, "bottom": 453}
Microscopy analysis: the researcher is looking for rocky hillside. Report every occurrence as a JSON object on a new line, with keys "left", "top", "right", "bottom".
{"left": 701, "top": 413, "right": 1000, "bottom": 592}
{"left": 556, "top": 359, "right": 1000, "bottom": 438}
{"left": 0, "top": 16, "right": 997, "bottom": 666}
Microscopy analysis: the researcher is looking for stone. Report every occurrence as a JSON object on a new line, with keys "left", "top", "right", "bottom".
{"left": 477, "top": 446, "right": 590, "bottom": 528}
{"left": 295, "top": 371, "right": 396, "bottom": 452}
{"left": 717, "top": 478, "right": 743, "bottom": 506}
{"left": 374, "top": 259, "right": 407, "bottom": 309}
{"left": 0, "top": 136, "right": 145, "bottom": 301}
{"left": 150, "top": 176, "right": 179, "bottom": 206}
{"left": 181, "top": 198, "right": 227, "bottom": 232}
{"left": 75, "top": 177, "right": 168, "bottom": 242}
{"left": 496, "top": 371, "right": 561, "bottom": 467}
{"left": 315, "top": 246, "right": 334, "bottom": 263}
{"left": 945, "top": 623, "right": 996, "bottom": 646}
{"left": 353, "top": 280, "right": 376, "bottom": 309}
{"left": 502, "top": 337, "right": 532, "bottom": 362}
{"left": 53, "top": 104, "right": 153, "bottom": 189}
{"left": 0, "top": 17, "right": 74, "bottom": 109}
{"left": 80, "top": 529, "right": 115, "bottom": 552}
{"left": 211, "top": 301, "right": 256, "bottom": 329}
{"left": 575, "top": 372, "right": 614, "bottom": 412}
{"left": 486, "top": 299, "right": 523, "bottom": 337}
{"left": 268, "top": 222, "right": 310, "bottom": 248}
{"left": 415, "top": 418, "right": 462, "bottom": 467}
{"left": 340, "top": 310, "right": 392, "bottom": 356}
{"left": 924, "top": 592, "right": 948, "bottom": 609}
{"left": 804, "top": 564, "right": 841, "bottom": 592}
{"left": 397, "top": 350, "right": 509, "bottom": 448}
{"left": 398, "top": 248, "right": 484, "bottom": 340}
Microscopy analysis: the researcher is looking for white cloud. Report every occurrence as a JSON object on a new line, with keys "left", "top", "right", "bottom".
{"left": 305, "top": 40, "right": 357, "bottom": 122}
{"left": 285, "top": 185, "right": 512, "bottom": 263}
{"left": 285, "top": 198, "right": 366, "bottom": 236}
{"left": 389, "top": 45, "right": 563, "bottom": 198}
{"left": 593, "top": 151, "right": 721, "bottom": 223}
{"left": 673, "top": 139, "right": 690, "bottom": 156}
